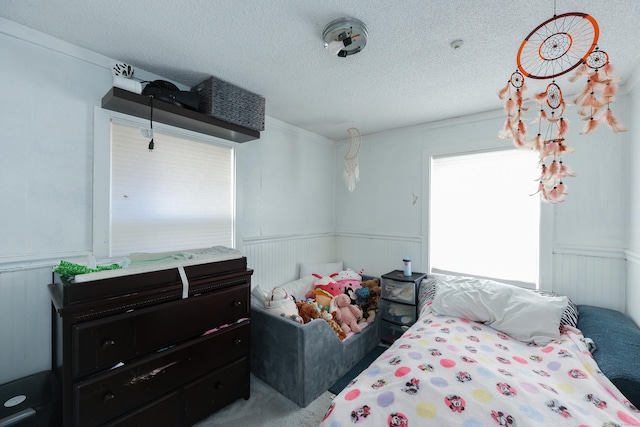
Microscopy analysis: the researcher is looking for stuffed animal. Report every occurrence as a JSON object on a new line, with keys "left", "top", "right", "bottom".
{"left": 287, "top": 313, "right": 304, "bottom": 324}
{"left": 312, "top": 274, "right": 342, "bottom": 312}
{"left": 334, "top": 293, "right": 362, "bottom": 334}
{"left": 360, "top": 278, "right": 381, "bottom": 306}
{"left": 306, "top": 298, "right": 321, "bottom": 313}
{"left": 296, "top": 301, "right": 321, "bottom": 324}
{"left": 323, "top": 311, "right": 346, "bottom": 341}
{"left": 358, "top": 278, "right": 381, "bottom": 324}
{"left": 333, "top": 268, "right": 364, "bottom": 304}
{"left": 264, "top": 287, "right": 299, "bottom": 319}
{"left": 360, "top": 277, "right": 380, "bottom": 292}
{"left": 354, "top": 287, "right": 370, "bottom": 306}
{"left": 359, "top": 286, "right": 380, "bottom": 323}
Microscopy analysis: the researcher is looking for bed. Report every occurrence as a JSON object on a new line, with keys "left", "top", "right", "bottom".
{"left": 319, "top": 275, "right": 640, "bottom": 426}
{"left": 250, "top": 261, "right": 381, "bottom": 407}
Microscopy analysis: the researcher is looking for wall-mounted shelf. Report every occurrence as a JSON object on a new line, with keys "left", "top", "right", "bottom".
{"left": 101, "top": 87, "right": 260, "bottom": 143}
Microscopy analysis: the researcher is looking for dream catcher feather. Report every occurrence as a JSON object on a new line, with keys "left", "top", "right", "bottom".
{"left": 498, "top": 11, "right": 626, "bottom": 203}
{"left": 344, "top": 127, "right": 362, "bottom": 192}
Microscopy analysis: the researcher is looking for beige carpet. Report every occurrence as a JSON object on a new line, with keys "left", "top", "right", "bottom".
{"left": 193, "top": 374, "right": 334, "bottom": 427}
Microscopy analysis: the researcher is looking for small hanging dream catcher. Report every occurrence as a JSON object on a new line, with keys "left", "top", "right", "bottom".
{"left": 498, "top": 11, "right": 626, "bottom": 203}
{"left": 343, "top": 127, "right": 362, "bottom": 192}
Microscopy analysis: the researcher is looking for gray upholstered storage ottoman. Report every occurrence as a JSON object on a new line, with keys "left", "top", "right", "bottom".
{"left": 251, "top": 304, "right": 380, "bottom": 407}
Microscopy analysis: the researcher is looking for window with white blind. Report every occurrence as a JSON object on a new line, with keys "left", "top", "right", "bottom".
{"left": 108, "top": 121, "right": 234, "bottom": 257}
{"left": 429, "top": 149, "right": 541, "bottom": 288}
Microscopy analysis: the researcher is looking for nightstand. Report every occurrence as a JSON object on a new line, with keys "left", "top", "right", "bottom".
{"left": 380, "top": 270, "right": 428, "bottom": 343}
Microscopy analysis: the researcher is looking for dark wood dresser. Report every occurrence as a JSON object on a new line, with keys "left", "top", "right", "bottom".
{"left": 48, "top": 256, "right": 253, "bottom": 426}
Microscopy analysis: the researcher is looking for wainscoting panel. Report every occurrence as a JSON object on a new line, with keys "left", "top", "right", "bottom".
{"left": 552, "top": 248, "right": 626, "bottom": 313}
{"left": 336, "top": 233, "right": 423, "bottom": 278}
{"left": 0, "top": 267, "right": 53, "bottom": 384}
{"left": 243, "top": 234, "right": 336, "bottom": 289}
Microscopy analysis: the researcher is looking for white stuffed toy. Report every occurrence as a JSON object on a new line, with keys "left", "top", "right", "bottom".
{"left": 265, "top": 287, "right": 300, "bottom": 321}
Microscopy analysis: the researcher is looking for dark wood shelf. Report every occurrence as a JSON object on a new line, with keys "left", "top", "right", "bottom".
{"left": 101, "top": 87, "right": 260, "bottom": 143}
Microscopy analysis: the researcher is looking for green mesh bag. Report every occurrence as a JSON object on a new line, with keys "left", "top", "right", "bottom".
{"left": 54, "top": 260, "right": 122, "bottom": 281}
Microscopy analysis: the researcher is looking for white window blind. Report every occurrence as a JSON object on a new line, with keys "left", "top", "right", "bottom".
{"left": 110, "top": 122, "right": 234, "bottom": 256}
{"left": 430, "top": 149, "right": 540, "bottom": 287}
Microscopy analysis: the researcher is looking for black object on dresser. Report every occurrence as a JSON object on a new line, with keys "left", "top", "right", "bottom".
{"left": 380, "top": 270, "right": 428, "bottom": 344}
{"left": 48, "top": 257, "right": 253, "bottom": 427}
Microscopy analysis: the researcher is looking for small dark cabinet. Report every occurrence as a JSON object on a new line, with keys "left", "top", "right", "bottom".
{"left": 49, "top": 257, "right": 253, "bottom": 426}
{"left": 379, "top": 270, "right": 428, "bottom": 344}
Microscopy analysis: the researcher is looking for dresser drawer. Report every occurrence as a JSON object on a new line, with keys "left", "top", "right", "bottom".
{"left": 72, "top": 283, "right": 249, "bottom": 378}
{"left": 381, "top": 278, "right": 418, "bottom": 304}
{"left": 379, "top": 299, "right": 416, "bottom": 326}
{"left": 73, "top": 322, "right": 249, "bottom": 426}
{"left": 101, "top": 390, "right": 183, "bottom": 427}
{"left": 184, "top": 357, "right": 249, "bottom": 425}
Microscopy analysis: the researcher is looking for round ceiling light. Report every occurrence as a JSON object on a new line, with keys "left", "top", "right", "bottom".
{"left": 323, "top": 17, "right": 368, "bottom": 57}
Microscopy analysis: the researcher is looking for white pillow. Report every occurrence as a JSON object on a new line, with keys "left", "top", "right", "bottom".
{"left": 251, "top": 285, "right": 269, "bottom": 307}
{"left": 299, "top": 261, "right": 343, "bottom": 279}
{"left": 279, "top": 275, "right": 316, "bottom": 302}
{"left": 430, "top": 275, "right": 567, "bottom": 345}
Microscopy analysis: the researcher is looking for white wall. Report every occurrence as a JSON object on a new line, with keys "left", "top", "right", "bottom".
{"left": 334, "top": 88, "right": 632, "bottom": 312}
{"left": 238, "top": 118, "right": 337, "bottom": 288}
{"left": 0, "top": 19, "right": 114, "bottom": 385}
{"left": 626, "top": 66, "right": 640, "bottom": 326}
{"left": 0, "top": 18, "right": 337, "bottom": 384}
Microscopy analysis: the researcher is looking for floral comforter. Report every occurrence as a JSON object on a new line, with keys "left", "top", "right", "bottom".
{"left": 319, "top": 308, "right": 639, "bottom": 427}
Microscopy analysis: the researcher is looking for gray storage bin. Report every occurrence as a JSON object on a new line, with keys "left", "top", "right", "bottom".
{"left": 191, "top": 76, "right": 265, "bottom": 131}
{"left": 381, "top": 321, "right": 409, "bottom": 344}
{"left": 380, "top": 299, "right": 417, "bottom": 326}
{"left": 381, "top": 277, "right": 417, "bottom": 304}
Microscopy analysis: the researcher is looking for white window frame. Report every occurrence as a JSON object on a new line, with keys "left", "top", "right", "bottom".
{"left": 421, "top": 143, "right": 554, "bottom": 291}
{"left": 92, "top": 105, "right": 237, "bottom": 259}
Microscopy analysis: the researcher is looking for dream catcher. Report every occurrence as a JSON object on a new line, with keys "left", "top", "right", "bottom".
{"left": 498, "top": 11, "right": 626, "bottom": 203}
{"left": 343, "top": 127, "right": 362, "bottom": 192}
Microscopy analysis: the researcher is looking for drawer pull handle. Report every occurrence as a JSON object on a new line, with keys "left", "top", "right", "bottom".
{"left": 232, "top": 300, "right": 242, "bottom": 308}
{"left": 103, "top": 393, "right": 115, "bottom": 404}
{"left": 215, "top": 383, "right": 224, "bottom": 390}
{"left": 102, "top": 339, "right": 115, "bottom": 350}
{"left": 234, "top": 338, "right": 242, "bottom": 345}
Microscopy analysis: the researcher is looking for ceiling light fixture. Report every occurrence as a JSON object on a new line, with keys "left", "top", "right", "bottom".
{"left": 323, "top": 17, "right": 368, "bottom": 57}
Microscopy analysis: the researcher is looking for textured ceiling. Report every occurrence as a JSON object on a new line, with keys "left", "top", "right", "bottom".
{"left": 1, "top": 0, "right": 639, "bottom": 140}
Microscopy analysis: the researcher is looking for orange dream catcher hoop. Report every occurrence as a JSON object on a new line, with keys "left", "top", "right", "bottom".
{"left": 498, "top": 12, "right": 626, "bottom": 203}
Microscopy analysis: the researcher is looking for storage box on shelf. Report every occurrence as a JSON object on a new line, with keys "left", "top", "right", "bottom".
{"left": 380, "top": 270, "right": 428, "bottom": 344}
{"left": 191, "top": 76, "right": 265, "bottom": 131}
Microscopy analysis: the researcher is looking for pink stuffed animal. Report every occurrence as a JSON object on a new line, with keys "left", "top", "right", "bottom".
{"left": 312, "top": 274, "right": 342, "bottom": 311}
{"left": 333, "top": 268, "right": 363, "bottom": 304}
{"left": 334, "top": 293, "right": 362, "bottom": 334}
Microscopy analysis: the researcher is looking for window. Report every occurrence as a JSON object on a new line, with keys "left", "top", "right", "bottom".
{"left": 98, "top": 118, "right": 235, "bottom": 257}
{"left": 429, "top": 149, "right": 540, "bottom": 287}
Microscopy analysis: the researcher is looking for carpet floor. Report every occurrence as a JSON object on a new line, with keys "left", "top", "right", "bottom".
{"left": 328, "top": 343, "right": 388, "bottom": 395}
{"left": 193, "top": 374, "right": 333, "bottom": 427}
{"left": 194, "top": 344, "right": 388, "bottom": 426}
